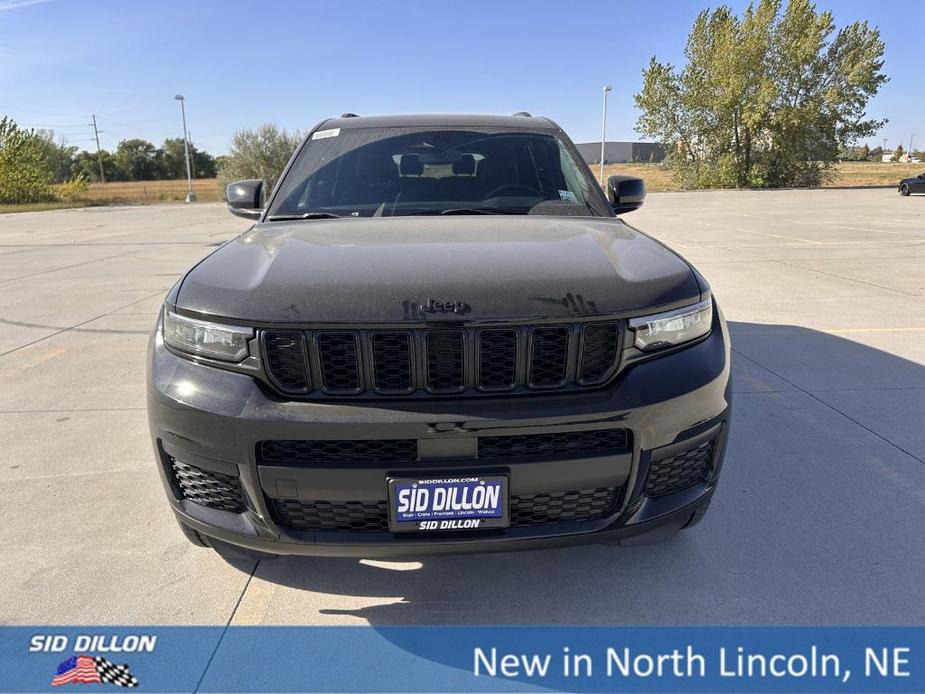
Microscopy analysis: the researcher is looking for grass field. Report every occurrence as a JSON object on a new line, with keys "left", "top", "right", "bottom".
{"left": 83, "top": 178, "right": 222, "bottom": 204}
{"left": 594, "top": 161, "right": 922, "bottom": 193}
{"left": 2, "top": 161, "right": 922, "bottom": 214}
{"left": 0, "top": 178, "right": 222, "bottom": 214}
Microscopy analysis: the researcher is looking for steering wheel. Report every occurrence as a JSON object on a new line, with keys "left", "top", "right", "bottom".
{"left": 484, "top": 184, "right": 541, "bottom": 199}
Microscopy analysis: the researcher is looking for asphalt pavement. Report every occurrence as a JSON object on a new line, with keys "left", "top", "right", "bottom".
{"left": 1, "top": 188, "right": 923, "bottom": 625}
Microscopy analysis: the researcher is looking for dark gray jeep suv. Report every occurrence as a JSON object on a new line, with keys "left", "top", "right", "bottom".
{"left": 147, "top": 113, "right": 731, "bottom": 557}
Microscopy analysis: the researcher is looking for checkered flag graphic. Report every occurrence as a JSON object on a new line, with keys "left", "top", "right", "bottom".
{"left": 94, "top": 657, "right": 139, "bottom": 688}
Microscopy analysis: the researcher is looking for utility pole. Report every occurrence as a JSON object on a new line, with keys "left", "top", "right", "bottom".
{"left": 910, "top": 134, "right": 916, "bottom": 159}
{"left": 89, "top": 114, "right": 105, "bottom": 183}
{"left": 174, "top": 95, "right": 196, "bottom": 203}
{"left": 882, "top": 138, "right": 888, "bottom": 152}
{"left": 600, "top": 85, "right": 612, "bottom": 187}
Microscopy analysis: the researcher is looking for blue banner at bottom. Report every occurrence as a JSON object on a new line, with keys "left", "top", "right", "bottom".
{"left": 1, "top": 626, "right": 922, "bottom": 693}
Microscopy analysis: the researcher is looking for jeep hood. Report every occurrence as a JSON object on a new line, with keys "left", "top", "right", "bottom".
{"left": 175, "top": 216, "right": 701, "bottom": 323}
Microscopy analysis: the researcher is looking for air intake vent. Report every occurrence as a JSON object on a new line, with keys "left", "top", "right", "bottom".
{"left": 169, "top": 458, "right": 245, "bottom": 513}
{"left": 263, "top": 331, "right": 309, "bottom": 391}
{"left": 646, "top": 439, "right": 715, "bottom": 497}
{"left": 426, "top": 330, "right": 465, "bottom": 392}
{"left": 479, "top": 429, "right": 628, "bottom": 459}
{"left": 530, "top": 327, "right": 570, "bottom": 387}
{"left": 317, "top": 332, "right": 361, "bottom": 393}
{"left": 478, "top": 329, "right": 517, "bottom": 390}
{"left": 371, "top": 332, "right": 413, "bottom": 393}
{"left": 259, "top": 439, "right": 418, "bottom": 464}
{"left": 579, "top": 323, "right": 620, "bottom": 383}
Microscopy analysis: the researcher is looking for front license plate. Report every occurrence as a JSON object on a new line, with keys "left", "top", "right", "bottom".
{"left": 387, "top": 475, "right": 509, "bottom": 532}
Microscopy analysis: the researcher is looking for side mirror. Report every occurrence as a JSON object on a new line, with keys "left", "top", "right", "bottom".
{"left": 226, "top": 179, "right": 265, "bottom": 219}
{"left": 606, "top": 175, "right": 645, "bottom": 215}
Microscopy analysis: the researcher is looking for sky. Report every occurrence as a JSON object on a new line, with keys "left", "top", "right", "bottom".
{"left": 1, "top": 0, "right": 921, "bottom": 156}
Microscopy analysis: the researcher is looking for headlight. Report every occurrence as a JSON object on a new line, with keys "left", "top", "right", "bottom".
{"left": 163, "top": 310, "right": 253, "bottom": 362}
{"left": 628, "top": 298, "right": 713, "bottom": 350}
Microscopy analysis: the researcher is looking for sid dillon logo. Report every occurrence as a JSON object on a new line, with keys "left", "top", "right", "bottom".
{"left": 31, "top": 634, "right": 153, "bottom": 688}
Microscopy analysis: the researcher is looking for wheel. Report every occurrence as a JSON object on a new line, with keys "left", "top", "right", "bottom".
{"left": 683, "top": 499, "right": 712, "bottom": 529}
{"left": 899, "top": 183, "right": 910, "bottom": 196}
{"left": 177, "top": 521, "right": 211, "bottom": 547}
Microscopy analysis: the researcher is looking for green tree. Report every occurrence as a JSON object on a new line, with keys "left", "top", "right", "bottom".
{"left": 72, "top": 149, "right": 119, "bottom": 182}
{"left": 157, "top": 138, "right": 189, "bottom": 179}
{"left": 158, "top": 138, "right": 218, "bottom": 179}
{"left": 35, "top": 130, "right": 77, "bottom": 183}
{"left": 114, "top": 138, "right": 161, "bottom": 181}
{"left": 217, "top": 124, "right": 303, "bottom": 194}
{"left": 868, "top": 145, "right": 883, "bottom": 161}
{"left": 634, "top": 0, "right": 888, "bottom": 188}
{"left": 193, "top": 149, "right": 217, "bottom": 178}
{"left": 890, "top": 144, "right": 904, "bottom": 162}
{"left": 858, "top": 143, "right": 870, "bottom": 161}
{"left": 0, "top": 117, "right": 55, "bottom": 204}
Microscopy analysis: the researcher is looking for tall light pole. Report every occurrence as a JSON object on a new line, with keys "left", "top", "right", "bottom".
{"left": 174, "top": 95, "right": 196, "bottom": 203}
{"left": 600, "top": 85, "right": 612, "bottom": 187}
{"left": 910, "top": 134, "right": 916, "bottom": 159}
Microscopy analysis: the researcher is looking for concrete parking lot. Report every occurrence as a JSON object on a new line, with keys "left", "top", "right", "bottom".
{"left": 1, "top": 188, "right": 923, "bottom": 626}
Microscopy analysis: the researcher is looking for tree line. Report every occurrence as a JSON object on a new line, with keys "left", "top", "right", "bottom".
{"left": 41, "top": 131, "right": 219, "bottom": 183}
{"left": 0, "top": 115, "right": 222, "bottom": 204}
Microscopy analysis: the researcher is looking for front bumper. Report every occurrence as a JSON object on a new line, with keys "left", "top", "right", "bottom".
{"left": 147, "top": 310, "right": 732, "bottom": 557}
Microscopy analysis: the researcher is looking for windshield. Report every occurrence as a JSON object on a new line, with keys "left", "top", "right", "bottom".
{"left": 267, "top": 126, "right": 610, "bottom": 219}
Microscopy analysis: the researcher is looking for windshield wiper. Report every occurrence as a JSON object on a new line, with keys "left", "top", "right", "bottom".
{"left": 266, "top": 212, "right": 341, "bottom": 221}
{"left": 398, "top": 207, "right": 522, "bottom": 216}
{"left": 440, "top": 207, "right": 521, "bottom": 215}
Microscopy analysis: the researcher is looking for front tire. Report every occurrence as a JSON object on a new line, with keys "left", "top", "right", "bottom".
{"left": 900, "top": 183, "right": 910, "bottom": 196}
{"left": 683, "top": 499, "right": 711, "bottom": 529}
{"left": 177, "top": 521, "right": 211, "bottom": 547}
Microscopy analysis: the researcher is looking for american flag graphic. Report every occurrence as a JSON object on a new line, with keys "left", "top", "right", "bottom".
{"left": 51, "top": 655, "right": 139, "bottom": 688}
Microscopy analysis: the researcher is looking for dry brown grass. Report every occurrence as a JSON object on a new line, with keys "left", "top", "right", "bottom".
{"left": 589, "top": 161, "right": 922, "bottom": 193}
{"left": 592, "top": 163, "right": 676, "bottom": 192}
{"left": 824, "top": 161, "right": 922, "bottom": 188}
{"left": 83, "top": 178, "right": 222, "bottom": 204}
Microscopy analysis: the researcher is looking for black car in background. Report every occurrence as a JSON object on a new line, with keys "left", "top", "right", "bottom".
{"left": 147, "top": 113, "right": 732, "bottom": 557}
{"left": 899, "top": 172, "right": 925, "bottom": 195}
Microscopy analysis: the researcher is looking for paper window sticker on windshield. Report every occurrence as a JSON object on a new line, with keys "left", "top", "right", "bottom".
{"left": 559, "top": 190, "right": 578, "bottom": 203}
{"left": 312, "top": 128, "right": 341, "bottom": 140}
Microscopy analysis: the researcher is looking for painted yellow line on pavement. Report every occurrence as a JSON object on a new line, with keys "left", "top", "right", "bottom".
{"left": 29, "top": 347, "right": 68, "bottom": 366}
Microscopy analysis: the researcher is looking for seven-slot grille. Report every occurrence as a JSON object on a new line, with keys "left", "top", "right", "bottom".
{"left": 262, "top": 322, "right": 622, "bottom": 397}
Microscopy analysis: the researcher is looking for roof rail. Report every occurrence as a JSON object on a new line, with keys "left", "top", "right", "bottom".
{"left": 340, "top": 112, "right": 359, "bottom": 118}
{"left": 512, "top": 111, "right": 532, "bottom": 117}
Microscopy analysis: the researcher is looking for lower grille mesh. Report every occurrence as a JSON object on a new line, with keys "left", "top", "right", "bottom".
{"left": 259, "top": 439, "right": 418, "bottom": 464}
{"left": 479, "top": 429, "right": 628, "bottom": 459}
{"left": 274, "top": 499, "right": 389, "bottom": 532}
{"left": 645, "top": 440, "right": 715, "bottom": 497}
{"left": 510, "top": 487, "right": 617, "bottom": 526}
{"left": 170, "top": 459, "right": 245, "bottom": 513}
{"left": 270, "top": 486, "right": 619, "bottom": 533}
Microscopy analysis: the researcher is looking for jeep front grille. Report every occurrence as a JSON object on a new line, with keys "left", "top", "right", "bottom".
{"left": 262, "top": 321, "right": 622, "bottom": 397}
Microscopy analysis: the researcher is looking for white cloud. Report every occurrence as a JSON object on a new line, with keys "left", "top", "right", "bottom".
{"left": 0, "top": 0, "right": 53, "bottom": 12}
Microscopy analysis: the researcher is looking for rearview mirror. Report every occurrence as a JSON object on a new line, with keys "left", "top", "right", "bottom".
{"left": 226, "top": 179, "right": 265, "bottom": 219}
{"left": 606, "top": 175, "right": 645, "bottom": 215}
